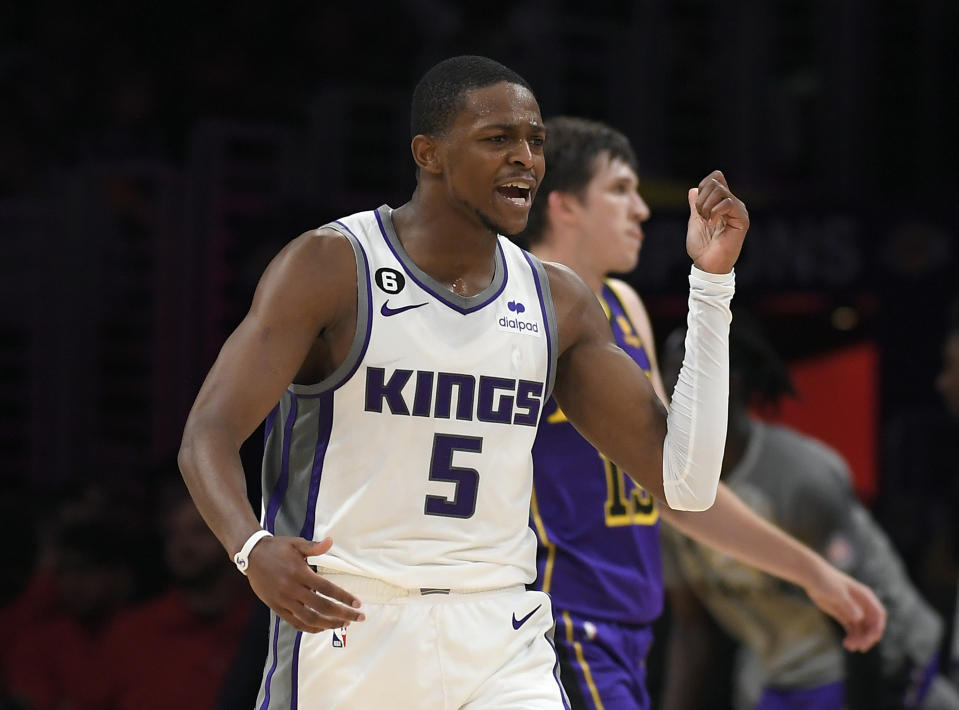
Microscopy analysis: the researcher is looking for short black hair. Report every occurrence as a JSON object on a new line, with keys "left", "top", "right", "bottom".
{"left": 729, "top": 311, "right": 796, "bottom": 408}
{"left": 410, "top": 55, "right": 534, "bottom": 139}
{"left": 520, "top": 116, "right": 638, "bottom": 248}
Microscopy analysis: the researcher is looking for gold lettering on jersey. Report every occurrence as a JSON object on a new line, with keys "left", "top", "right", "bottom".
{"left": 547, "top": 406, "right": 568, "bottom": 424}
{"left": 602, "top": 454, "right": 658, "bottom": 526}
{"left": 615, "top": 315, "right": 643, "bottom": 348}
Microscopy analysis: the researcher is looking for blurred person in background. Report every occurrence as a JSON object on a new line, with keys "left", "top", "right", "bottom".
{"left": 935, "top": 298, "right": 959, "bottom": 686}
{"left": 659, "top": 314, "right": 959, "bottom": 710}
{"left": 5, "top": 515, "right": 135, "bottom": 710}
{"left": 0, "top": 487, "right": 45, "bottom": 709}
{"left": 518, "top": 115, "right": 884, "bottom": 710}
{"left": 101, "top": 479, "right": 254, "bottom": 710}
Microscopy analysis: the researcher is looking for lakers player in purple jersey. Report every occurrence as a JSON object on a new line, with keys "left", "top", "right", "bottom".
{"left": 178, "top": 57, "right": 882, "bottom": 709}
{"left": 519, "top": 117, "right": 888, "bottom": 710}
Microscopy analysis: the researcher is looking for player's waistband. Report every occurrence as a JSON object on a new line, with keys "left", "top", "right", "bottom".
{"left": 317, "top": 570, "right": 525, "bottom": 603}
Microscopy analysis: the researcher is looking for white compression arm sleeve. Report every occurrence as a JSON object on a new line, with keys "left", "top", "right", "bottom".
{"left": 663, "top": 266, "right": 735, "bottom": 511}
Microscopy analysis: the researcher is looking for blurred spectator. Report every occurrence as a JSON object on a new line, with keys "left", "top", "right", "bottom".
{"left": 101, "top": 481, "right": 254, "bottom": 710}
{"left": 0, "top": 487, "right": 46, "bottom": 707}
{"left": 875, "top": 222, "right": 957, "bottom": 585}
{"left": 5, "top": 517, "right": 136, "bottom": 710}
{"left": 934, "top": 299, "right": 959, "bottom": 686}
{"left": 659, "top": 313, "right": 959, "bottom": 710}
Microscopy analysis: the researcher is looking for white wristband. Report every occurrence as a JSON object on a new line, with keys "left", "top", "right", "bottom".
{"left": 233, "top": 529, "right": 273, "bottom": 575}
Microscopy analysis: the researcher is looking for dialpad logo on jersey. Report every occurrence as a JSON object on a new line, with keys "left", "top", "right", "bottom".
{"left": 498, "top": 299, "right": 540, "bottom": 337}
{"left": 364, "top": 367, "right": 544, "bottom": 426}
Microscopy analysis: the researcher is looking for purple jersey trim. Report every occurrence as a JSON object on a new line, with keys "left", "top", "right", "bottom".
{"left": 601, "top": 282, "right": 651, "bottom": 371}
{"left": 298, "top": 391, "right": 334, "bottom": 538}
{"left": 264, "top": 403, "right": 279, "bottom": 443}
{"left": 265, "top": 393, "right": 298, "bottom": 533}
{"left": 373, "top": 207, "right": 509, "bottom": 314}
{"left": 259, "top": 614, "right": 283, "bottom": 710}
{"left": 522, "top": 250, "right": 555, "bottom": 402}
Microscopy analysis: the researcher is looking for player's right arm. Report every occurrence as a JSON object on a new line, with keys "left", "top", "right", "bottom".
{"left": 551, "top": 171, "right": 742, "bottom": 511}
{"left": 178, "top": 227, "right": 365, "bottom": 633}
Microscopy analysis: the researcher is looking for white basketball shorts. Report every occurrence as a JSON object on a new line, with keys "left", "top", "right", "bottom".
{"left": 259, "top": 574, "right": 570, "bottom": 709}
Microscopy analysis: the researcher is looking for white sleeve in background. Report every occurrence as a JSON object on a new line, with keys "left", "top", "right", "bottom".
{"left": 663, "top": 266, "right": 735, "bottom": 511}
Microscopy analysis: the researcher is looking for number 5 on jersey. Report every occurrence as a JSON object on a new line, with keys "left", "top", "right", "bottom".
{"left": 425, "top": 433, "right": 482, "bottom": 519}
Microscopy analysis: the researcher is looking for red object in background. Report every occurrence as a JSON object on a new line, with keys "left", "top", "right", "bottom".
{"left": 756, "top": 343, "right": 879, "bottom": 504}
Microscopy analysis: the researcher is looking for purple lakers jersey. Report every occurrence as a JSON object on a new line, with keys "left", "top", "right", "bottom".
{"left": 530, "top": 281, "right": 663, "bottom": 624}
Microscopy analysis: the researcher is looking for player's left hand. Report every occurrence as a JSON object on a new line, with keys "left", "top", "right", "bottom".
{"left": 805, "top": 565, "right": 887, "bottom": 652}
{"left": 685, "top": 170, "right": 749, "bottom": 274}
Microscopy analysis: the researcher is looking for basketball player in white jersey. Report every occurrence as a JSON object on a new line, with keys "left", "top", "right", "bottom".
{"left": 177, "top": 56, "right": 884, "bottom": 709}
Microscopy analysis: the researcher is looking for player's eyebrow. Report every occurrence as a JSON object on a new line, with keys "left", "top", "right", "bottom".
{"left": 479, "top": 121, "right": 547, "bottom": 134}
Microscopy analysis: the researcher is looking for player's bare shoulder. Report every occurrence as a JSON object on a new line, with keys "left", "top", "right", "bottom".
{"left": 248, "top": 226, "right": 361, "bottom": 385}
{"left": 270, "top": 226, "right": 357, "bottom": 293}
{"left": 252, "top": 226, "right": 359, "bottom": 330}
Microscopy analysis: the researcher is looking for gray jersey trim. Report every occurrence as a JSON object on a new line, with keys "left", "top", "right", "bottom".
{"left": 255, "top": 612, "right": 299, "bottom": 710}
{"left": 374, "top": 205, "right": 508, "bottom": 314}
{"left": 288, "top": 223, "right": 372, "bottom": 395}
{"left": 523, "top": 250, "right": 558, "bottom": 401}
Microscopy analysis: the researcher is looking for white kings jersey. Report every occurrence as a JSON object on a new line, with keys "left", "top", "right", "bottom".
{"left": 259, "top": 205, "right": 558, "bottom": 591}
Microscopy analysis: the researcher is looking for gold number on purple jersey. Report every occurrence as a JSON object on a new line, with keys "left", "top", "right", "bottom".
{"left": 601, "top": 454, "right": 658, "bottom": 527}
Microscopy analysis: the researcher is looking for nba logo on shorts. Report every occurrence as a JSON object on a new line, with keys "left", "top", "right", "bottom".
{"left": 332, "top": 628, "right": 347, "bottom": 648}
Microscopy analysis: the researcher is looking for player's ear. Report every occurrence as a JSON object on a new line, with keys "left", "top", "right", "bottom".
{"left": 411, "top": 135, "right": 442, "bottom": 175}
{"left": 547, "top": 190, "right": 582, "bottom": 226}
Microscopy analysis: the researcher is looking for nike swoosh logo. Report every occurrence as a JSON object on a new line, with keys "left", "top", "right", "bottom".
{"left": 380, "top": 300, "right": 428, "bottom": 317}
{"left": 512, "top": 604, "right": 542, "bottom": 630}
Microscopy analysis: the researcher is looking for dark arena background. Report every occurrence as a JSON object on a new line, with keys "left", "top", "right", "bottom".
{"left": 1, "top": 2, "right": 957, "bottom": 708}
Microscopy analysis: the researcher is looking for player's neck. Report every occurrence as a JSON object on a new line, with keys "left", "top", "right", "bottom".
{"left": 391, "top": 198, "right": 499, "bottom": 297}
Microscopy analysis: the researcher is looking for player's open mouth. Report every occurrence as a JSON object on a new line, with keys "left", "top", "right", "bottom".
{"left": 495, "top": 182, "right": 532, "bottom": 208}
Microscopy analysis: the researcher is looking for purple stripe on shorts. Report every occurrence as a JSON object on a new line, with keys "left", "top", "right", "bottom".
{"left": 298, "top": 391, "right": 334, "bottom": 538}
{"left": 290, "top": 631, "right": 303, "bottom": 710}
{"left": 265, "top": 394, "right": 298, "bottom": 533}
{"left": 259, "top": 614, "right": 283, "bottom": 710}
{"left": 544, "top": 627, "right": 573, "bottom": 710}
